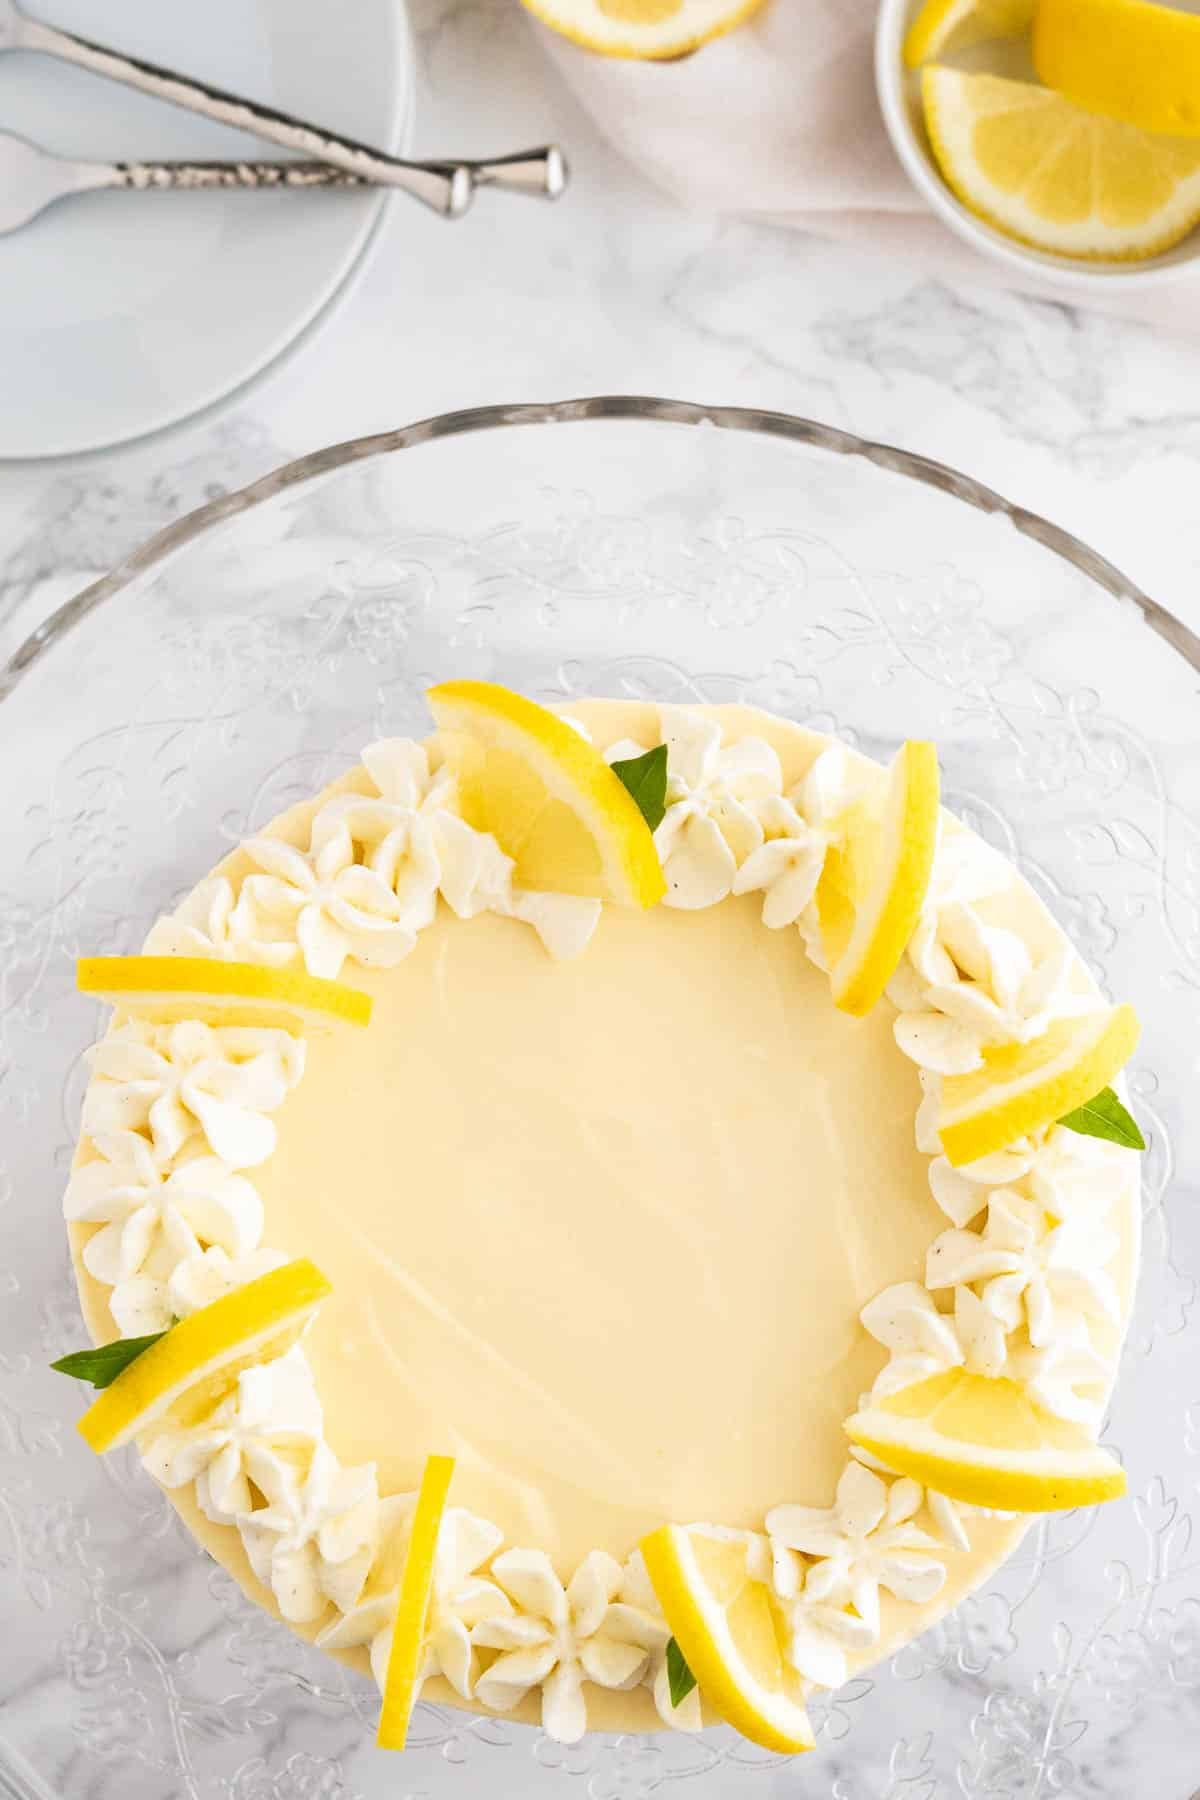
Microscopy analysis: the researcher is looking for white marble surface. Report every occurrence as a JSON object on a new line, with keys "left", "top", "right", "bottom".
{"left": 4, "top": 0, "right": 1200, "bottom": 655}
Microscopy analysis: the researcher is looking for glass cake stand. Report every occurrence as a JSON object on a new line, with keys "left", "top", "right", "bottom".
{"left": 1, "top": 399, "right": 1198, "bottom": 1800}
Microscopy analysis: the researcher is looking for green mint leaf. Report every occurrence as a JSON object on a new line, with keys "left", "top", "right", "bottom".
{"left": 666, "top": 1636, "right": 697, "bottom": 1708}
{"left": 51, "top": 1331, "right": 167, "bottom": 1389}
{"left": 1058, "top": 1086, "right": 1146, "bottom": 1151}
{"left": 611, "top": 744, "right": 668, "bottom": 834}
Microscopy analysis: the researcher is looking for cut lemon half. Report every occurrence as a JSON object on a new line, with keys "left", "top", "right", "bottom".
{"left": 77, "top": 956, "right": 372, "bottom": 1032}
{"left": 1034, "top": 0, "right": 1200, "bottom": 139}
{"left": 939, "top": 1002, "right": 1139, "bottom": 1166}
{"left": 78, "top": 1258, "right": 331, "bottom": 1453}
{"left": 817, "top": 740, "right": 939, "bottom": 1018}
{"left": 640, "top": 1523, "right": 814, "bottom": 1754}
{"left": 518, "top": 0, "right": 766, "bottom": 61}
{"left": 377, "top": 1453, "right": 456, "bottom": 1750}
{"left": 922, "top": 66, "right": 1200, "bottom": 260}
{"left": 427, "top": 680, "right": 665, "bottom": 908}
{"left": 845, "top": 1369, "right": 1126, "bottom": 1510}
{"left": 903, "top": 0, "right": 1032, "bottom": 68}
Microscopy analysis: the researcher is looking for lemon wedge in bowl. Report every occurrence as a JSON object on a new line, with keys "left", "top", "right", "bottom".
{"left": 75, "top": 1258, "right": 332, "bottom": 1453}
{"left": 938, "top": 1002, "right": 1140, "bottom": 1166}
{"left": 903, "top": 0, "right": 1032, "bottom": 68}
{"left": 845, "top": 1369, "right": 1126, "bottom": 1510}
{"left": 922, "top": 66, "right": 1200, "bottom": 261}
{"left": 1034, "top": 0, "right": 1200, "bottom": 140}
{"left": 377, "top": 1454, "right": 457, "bottom": 1750}
{"left": 816, "top": 740, "right": 940, "bottom": 1018}
{"left": 427, "top": 680, "right": 665, "bottom": 907}
{"left": 640, "top": 1522, "right": 814, "bottom": 1754}
{"left": 518, "top": 0, "right": 766, "bottom": 61}
{"left": 76, "top": 955, "right": 372, "bottom": 1032}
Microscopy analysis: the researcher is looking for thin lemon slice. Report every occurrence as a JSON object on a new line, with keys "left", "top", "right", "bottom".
{"left": 377, "top": 1453, "right": 456, "bottom": 1750}
{"left": 518, "top": 0, "right": 766, "bottom": 61}
{"left": 640, "top": 1523, "right": 814, "bottom": 1754}
{"left": 922, "top": 66, "right": 1200, "bottom": 260}
{"left": 77, "top": 955, "right": 372, "bottom": 1031}
{"left": 845, "top": 1369, "right": 1126, "bottom": 1510}
{"left": 78, "top": 1259, "right": 331, "bottom": 1452}
{"left": 1034, "top": 0, "right": 1200, "bottom": 139}
{"left": 939, "top": 1002, "right": 1139, "bottom": 1166}
{"left": 904, "top": 0, "right": 1032, "bottom": 68}
{"left": 819, "top": 741, "right": 939, "bottom": 1018}
{"left": 427, "top": 681, "right": 665, "bottom": 908}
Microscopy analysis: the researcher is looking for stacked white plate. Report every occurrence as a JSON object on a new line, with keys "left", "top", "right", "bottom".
{"left": 0, "top": 0, "right": 411, "bottom": 457}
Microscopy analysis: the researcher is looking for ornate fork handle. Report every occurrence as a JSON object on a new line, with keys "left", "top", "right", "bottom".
{"left": 110, "top": 160, "right": 368, "bottom": 194}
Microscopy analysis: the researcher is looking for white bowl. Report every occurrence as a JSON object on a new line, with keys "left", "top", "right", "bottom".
{"left": 874, "top": 0, "right": 1200, "bottom": 291}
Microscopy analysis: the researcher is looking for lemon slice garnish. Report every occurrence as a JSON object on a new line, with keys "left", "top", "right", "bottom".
{"left": 640, "top": 1523, "right": 814, "bottom": 1754}
{"left": 1034, "top": 0, "right": 1200, "bottom": 139}
{"left": 517, "top": 0, "right": 766, "bottom": 61}
{"left": 903, "top": 0, "right": 1032, "bottom": 67}
{"left": 427, "top": 680, "right": 665, "bottom": 908}
{"left": 845, "top": 1369, "right": 1126, "bottom": 1510}
{"left": 817, "top": 740, "right": 940, "bottom": 1018}
{"left": 77, "top": 1258, "right": 331, "bottom": 1453}
{"left": 922, "top": 65, "right": 1200, "bottom": 261}
{"left": 77, "top": 955, "right": 372, "bottom": 1032}
{"left": 377, "top": 1453, "right": 456, "bottom": 1750}
{"left": 938, "top": 1002, "right": 1140, "bottom": 1166}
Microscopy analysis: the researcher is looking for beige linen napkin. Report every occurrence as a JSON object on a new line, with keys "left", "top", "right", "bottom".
{"left": 538, "top": 0, "right": 1200, "bottom": 327}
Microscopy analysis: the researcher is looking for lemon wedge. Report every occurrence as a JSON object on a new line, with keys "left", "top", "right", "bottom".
{"left": 640, "top": 1523, "right": 814, "bottom": 1754}
{"left": 922, "top": 65, "right": 1200, "bottom": 260}
{"left": 427, "top": 680, "right": 665, "bottom": 908}
{"left": 1034, "top": 0, "right": 1200, "bottom": 139}
{"left": 817, "top": 741, "right": 939, "bottom": 1018}
{"left": 938, "top": 1002, "right": 1139, "bottom": 1166}
{"left": 903, "top": 0, "right": 1032, "bottom": 68}
{"left": 77, "top": 1259, "right": 331, "bottom": 1453}
{"left": 77, "top": 956, "right": 372, "bottom": 1032}
{"left": 517, "top": 0, "right": 766, "bottom": 61}
{"left": 378, "top": 1454, "right": 456, "bottom": 1750}
{"left": 845, "top": 1369, "right": 1126, "bottom": 1510}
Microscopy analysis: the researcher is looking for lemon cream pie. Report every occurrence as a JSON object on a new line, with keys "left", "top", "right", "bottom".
{"left": 58, "top": 684, "right": 1142, "bottom": 1754}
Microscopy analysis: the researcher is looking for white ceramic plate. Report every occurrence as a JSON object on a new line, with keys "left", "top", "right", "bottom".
{"left": 0, "top": 0, "right": 411, "bottom": 459}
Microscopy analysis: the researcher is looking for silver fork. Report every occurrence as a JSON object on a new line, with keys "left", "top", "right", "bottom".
{"left": 0, "top": 131, "right": 379, "bottom": 235}
{"left": 0, "top": 0, "right": 568, "bottom": 218}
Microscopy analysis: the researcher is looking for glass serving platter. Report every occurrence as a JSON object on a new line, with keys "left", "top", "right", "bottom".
{"left": 1, "top": 398, "right": 1198, "bottom": 1800}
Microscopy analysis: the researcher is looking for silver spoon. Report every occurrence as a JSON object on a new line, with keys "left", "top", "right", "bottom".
{"left": 0, "top": 130, "right": 381, "bottom": 235}
{"left": 0, "top": 0, "right": 568, "bottom": 218}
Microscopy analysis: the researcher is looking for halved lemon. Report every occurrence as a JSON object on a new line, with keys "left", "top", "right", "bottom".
{"left": 77, "top": 955, "right": 372, "bottom": 1032}
{"left": 845, "top": 1369, "right": 1126, "bottom": 1510}
{"left": 640, "top": 1523, "right": 814, "bottom": 1754}
{"left": 518, "top": 0, "right": 766, "bottom": 61}
{"left": 903, "top": 0, "right": 1032, "bottom": 68}
{"left": 427, "top": 681, "right": 665, "bottom": 908}
{"left": 377, "top": 1453, "right": 456, "bottom": 1750}
{"left": 939, "top": 1002, "right": 1139, "bottom": 1166}
{"left": 78, "top": 1258, "right": 331, "bottom": 1452}
{"left": 817, "top": 741, "right": 940, "bottom": 1018}
{"left": 1034, "top": 0, "right": 1200, "bottom": 139}
{"left": 922, "top": 66, "right": 1200, "bottom": 260}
